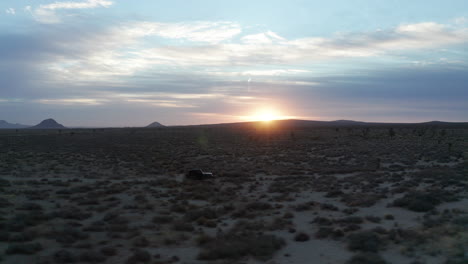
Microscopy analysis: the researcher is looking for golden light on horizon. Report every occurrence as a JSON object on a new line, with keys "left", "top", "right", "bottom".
{"left": 244, "top": 107, "right": 289, "bottom": 122}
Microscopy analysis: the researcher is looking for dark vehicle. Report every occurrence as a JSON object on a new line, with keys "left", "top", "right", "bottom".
{"left": 186, "top": 169, "right": 214, "bottom": 180}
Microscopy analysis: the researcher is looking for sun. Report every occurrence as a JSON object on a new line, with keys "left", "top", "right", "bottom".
{"left": 250, "top": 108, "right": 282, "bottom": 122}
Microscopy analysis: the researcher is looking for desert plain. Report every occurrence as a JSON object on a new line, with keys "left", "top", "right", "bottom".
{"left": 0, "top": 121, "right": 467, "bottom": 264}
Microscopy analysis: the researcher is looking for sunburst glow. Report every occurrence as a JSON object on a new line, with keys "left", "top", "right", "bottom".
{"left": 246, "top": 108, "right": 285, "bottom": 122}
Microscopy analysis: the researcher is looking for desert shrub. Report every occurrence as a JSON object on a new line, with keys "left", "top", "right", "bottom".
{"left": 343, "top": 208, "right": 359, "bottom": 215}
{"left": 294, "top": 232, "right": 310, "bottom": 242}
{"left": 6, "top": 242, "right": 42, "bottom": 255}
{"left": 53, "top": 207, "right": 92, "bottom": 220}
{"left": 172, "top": 221, "right": 195, "bottom": 232}
{"left": 245, "top": 202, "right": 272, "bottom": 211}
{"left": 0, "top": 178, "right": 11, "bottom": 187}
{"left": 372, "top": 227, "right": 388, "bottom": 234}
{"left": 83, "top": 221, "right": 106, "bottom": 232}
{"left": 384, "top": 214, "right": 394, "bottom": 220}
{"left": 79, "top": 250, "right": 106, "bottom": 263}
{"left": 106, "top": 224, "right": 129, "bottom": 233}
{"left": 231, "top": 220, "right": 267, "bottom": 233}
{"left": 294, "top": 202, "right": 314, "bottom": 211}
{"left": 74, "top": 242, "right": 92, "bottom": 249}
{"left": 325, "top": 189, "right": 344, "bottom": 198}
{"left": 344, "top": 224, "right": 362, "bottom": 232}
{"left": 152, "top": 215, "right": 173, "bottom": 224}
{"left": 132, "top": 236, "right": 149, "bottom": 247}
{"left": 332, "top": 229, "right": 345, "bottom": 238}
{"left": 348, "top": 231, "right": 381, "bottom": 252}
{"left": 170, "top": 203, "right": 187, "bottom": 213}
{"left": 197, "top": 233, "right": 285, "bottom": 261}
{"left": 315, "top": 227, "right": 334, "bottom": 239}
{"left": 17, "top": 202, "right": 43, "bottom": 211}
{"left": 196, "top": 217, "right": 217, "bottom": 228}
{"left": 184, "top": 208, "right": 219, "bottom": 222}
{"left": 452, "top": 216, "right": 468, "bottom": 227}
{"left": 392, "top": 191, "right": 456, "bottom": 212}
{"left": 0, "top": 197, "right": 12, "bottom": 208}
{"left": 102, "top": 212, "right": 128, "bottom": 225}
{"left": 283, "top": 212, "right": 294, "bottom": 219}
{"left": 268, "top": 217, "right": 291, "bottom": 231}
{"left": 196, "top": 233, "right": 212, "bottom": 246}
{"left": 346, "top": 253, "right": 387, "bottom": 264}
{"left": 387, "top": 228, "right": 426, "bottom": 244}
{"left": 127, "top": 249, "right": 151, "bottom": 264}
{"left": 6, "top": 212, "right": 48, "bottom": 231}
{"left": 9, "top": 230, "right": 36, "bottom": 242}
{"left": 52, "top": 226, "right": 89, "bottom": 244}
{"left": 0, "top": 231, "right": 10, "bottom": 241}
{"left": 342, "top": 194, "right": 381, "bottom": 207}
{"left": 365, "top": 216, "right": 382, "bottom": 223}
{"left": 321, "top": 203, "right": 339, "bottom": 211}
{"left": 54, "top": 249, "right": 76, "bottom": 263}
{"left": 268, "top": 181, "right": 296, "bottom": 193}
{"left": 338, "top": 216, "right": 364, "bottom": 224}
{"left": 313, "top": 217, "right": 333, "bottom": 226}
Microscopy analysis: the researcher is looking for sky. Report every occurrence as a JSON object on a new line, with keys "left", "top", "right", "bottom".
{"left": 0, "top": 0, "right": 467, "bottom": 126}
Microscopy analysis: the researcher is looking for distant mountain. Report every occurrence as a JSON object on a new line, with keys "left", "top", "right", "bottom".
{"left": 0, "top": 120, "right": 30, "bottom": 129}
{"left": 146, "top": 121, "right": 165, "bottom": 128}
{"left": 30, "top": 118, "right": 66, "bottom": 129}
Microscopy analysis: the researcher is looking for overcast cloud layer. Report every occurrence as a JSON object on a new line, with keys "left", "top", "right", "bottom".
{"left": 1, "top": 0, "right": 467, "bottom": 126}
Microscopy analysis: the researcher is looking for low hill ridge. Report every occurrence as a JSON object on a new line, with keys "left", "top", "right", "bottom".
{"left": 0, "top": 120, "right": 30, "bottom": 129}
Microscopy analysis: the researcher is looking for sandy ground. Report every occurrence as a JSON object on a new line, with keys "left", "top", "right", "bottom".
{"left": 0, "top": 126, "right": 467, "bottom": 264}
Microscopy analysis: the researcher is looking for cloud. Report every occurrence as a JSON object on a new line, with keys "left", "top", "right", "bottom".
{"left": 29, "top": 0, "right": 113, "bottom": 24}
{"left": 241, "top": 31, "right": 285, "bottom": 44}
{"left": 242, "top": 69, "right": 310, "bottom": 76}
{"left": 9, "top": 17, "right": 465, "bottom": 86}
{"left": 107, "top": 21, "right": 468, "bottom": 71}
{"left": 118, "top": 21, "right": 241, "bottom": 44}
{"left": 6, "top": 8, "right": 15, "bottom": 15}
{"left": 36, "top": 98, "right": 108, "bottom": 105}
